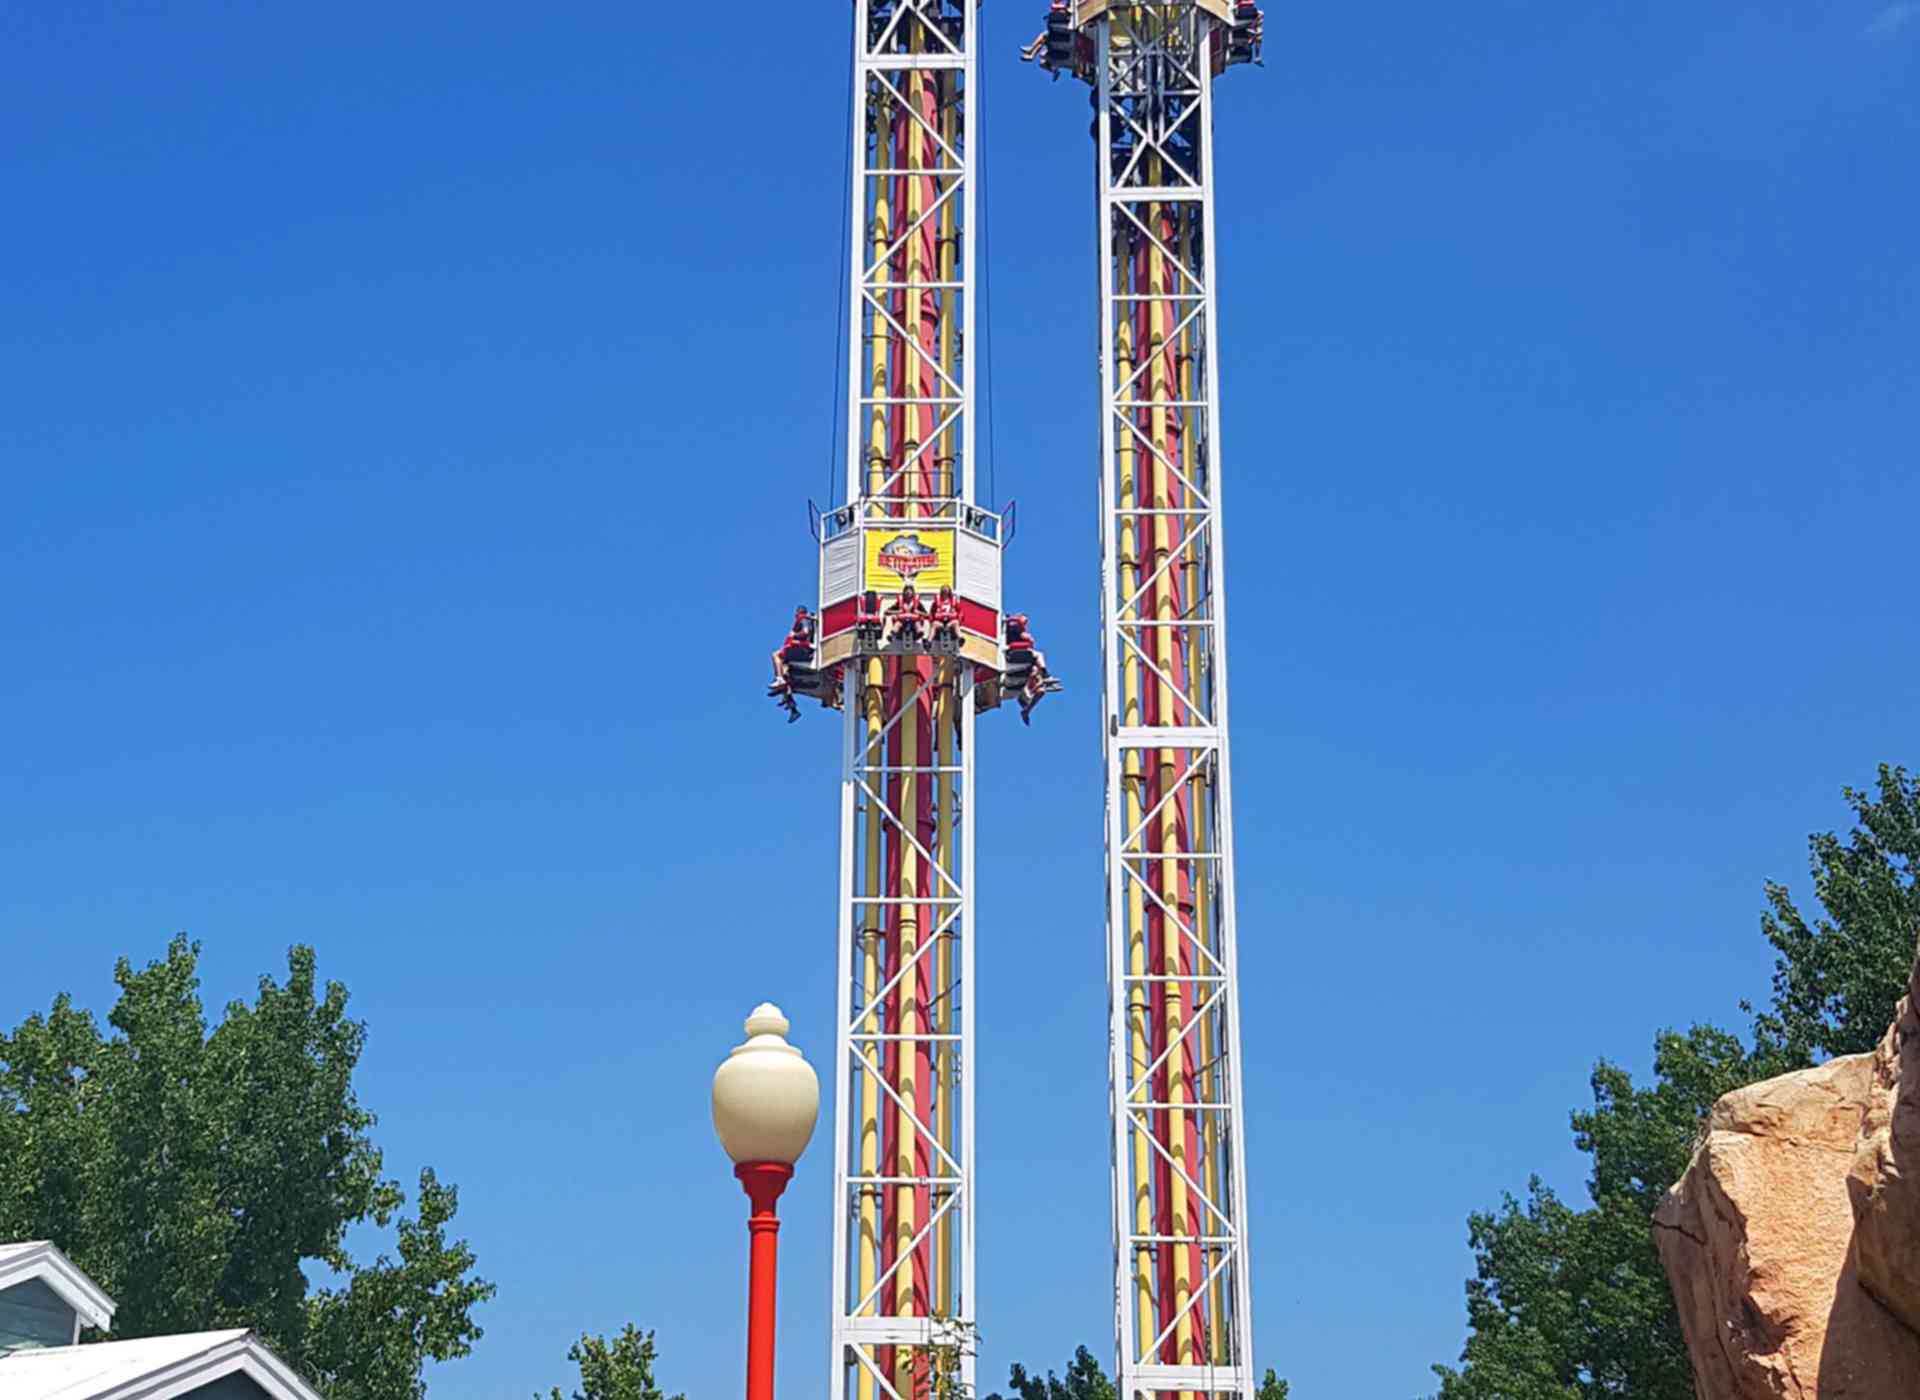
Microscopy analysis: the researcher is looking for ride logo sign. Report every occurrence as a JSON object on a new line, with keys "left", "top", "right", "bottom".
{"left": 864, "top": 528, "right": 955, "bottom": 593}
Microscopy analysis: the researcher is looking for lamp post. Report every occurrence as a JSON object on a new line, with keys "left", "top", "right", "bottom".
{"left": 712, "top": 1003, "right": 819, "bottom": 1400}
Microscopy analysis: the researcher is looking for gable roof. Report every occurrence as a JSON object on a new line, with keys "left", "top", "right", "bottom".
{"left": 0, "top": 1328, "right": 324, "bottom": 1400}
{"left": 0, "top": 1243, "right": 116, "bottom": 1334}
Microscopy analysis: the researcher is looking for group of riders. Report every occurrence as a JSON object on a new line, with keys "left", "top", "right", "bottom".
{"left": 766, "top": 582, "right": 1061, "bottom": 725}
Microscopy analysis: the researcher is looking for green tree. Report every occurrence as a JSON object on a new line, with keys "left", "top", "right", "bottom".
{"left": 987, "top": 1346, "right": 1115, "bottom": 1400}
{"left": 1752, "top": 766, "right": 1920, "bottom": 1062}
{"left": 1430, "top": 766, "right": 1919, "bottom": 1400}
{"left": 988, "top": 1347, "right": 1288, "bottom": 1400}
{"left": 0, "top": 936, "right": 494, "bottom": 1399}
{"left": 542, "top": 1325, "right": 683, "bottom": 1400}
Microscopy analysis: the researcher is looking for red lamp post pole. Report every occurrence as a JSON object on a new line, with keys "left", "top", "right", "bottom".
{"left": 737, "top": 1161, "right": 794, "bottom": 1400}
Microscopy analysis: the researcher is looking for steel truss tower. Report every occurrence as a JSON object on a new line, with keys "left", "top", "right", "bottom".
{"left": 1031, "top": 6, "right": 1265, "bottom": 1400}
{"left": 826, "top": 7, "right": 983, "bottom": 1400}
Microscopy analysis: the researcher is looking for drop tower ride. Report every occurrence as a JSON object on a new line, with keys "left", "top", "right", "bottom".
{"left": 773, "top": 6, "right": 1056, "bottom": 1400}
{"left": 1028, "top": 6, "right": 1266, "bottom": 1400}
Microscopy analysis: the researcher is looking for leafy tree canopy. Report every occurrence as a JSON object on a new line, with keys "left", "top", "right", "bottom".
{"left": 987, "top": 1345, "right": 1116, "bottom": 1400}
{"left": 1431, "top": 765, "right": 1919, "bottom": 1400}
{"left": 0, "top": 936, "right": 494, "bottom": 1400}
{"left": 542, "top": 1324, "right": 683, "bottom": 1400}
{"left": 986, "top": 1345, "right": 1289, "bottom": 1400}
{"left": 1752, "top": 766, "right": 1920, "bottom": 1062}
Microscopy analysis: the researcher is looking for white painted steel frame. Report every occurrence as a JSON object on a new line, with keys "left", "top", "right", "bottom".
{"left": 843, "top": 3, "right": 978, "bottom": 518}
{"left": 829, "top": 6, "right": 979, "bottom": 1400}
{"left": 1090, "top": 7, "right": 1256, "bottom": 1400}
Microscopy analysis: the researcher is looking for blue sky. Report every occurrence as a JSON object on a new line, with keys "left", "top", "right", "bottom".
{"left": 3, "top": 3, "right": 1915, "bottom": 1397}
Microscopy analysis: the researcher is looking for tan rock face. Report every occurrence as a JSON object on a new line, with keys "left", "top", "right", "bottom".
{"left": 1655, "top": 940, "right": 1920, "bottom": 1400}
{"left": 1847, "top": 950, "right": 1920, "bottom": 1341}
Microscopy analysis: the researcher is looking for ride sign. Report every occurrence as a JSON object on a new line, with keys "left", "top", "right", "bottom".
{"left": 866, "top": 529, "right": 954, "bottom": 591}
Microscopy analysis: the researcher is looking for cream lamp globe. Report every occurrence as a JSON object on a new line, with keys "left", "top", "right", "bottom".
{"left": 712, "top": 1003, "right": 820, "bottom": 1167}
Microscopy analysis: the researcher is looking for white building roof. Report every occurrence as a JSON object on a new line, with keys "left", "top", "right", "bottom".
{"left": 0, "top": 1242, "right": 116, "bottom": 1334}
{"left": 0, "top": 1328, "right": 323, "bottom": 1400}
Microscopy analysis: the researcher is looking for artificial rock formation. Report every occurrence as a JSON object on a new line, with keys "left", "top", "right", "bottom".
{"left": 1847, "top": 946, "right": 1920, "bottom": 1342}
{"left": 1655, "top": 942, "right": 1920, "bottom": 1399}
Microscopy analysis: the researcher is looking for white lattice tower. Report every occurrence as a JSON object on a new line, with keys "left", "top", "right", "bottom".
{"left": 1033, "top": 5, "right": 1263, "bottom": 1399}
{"left": 829, "top": 7, "right": 979, "bottom": 1400}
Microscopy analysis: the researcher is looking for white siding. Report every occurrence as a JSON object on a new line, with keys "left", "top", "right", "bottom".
{"left": 821, "top": 533, "right": 861, "bottom": 606}
{"left": 955, "top": 531, "right": 1000, "bottom": 610}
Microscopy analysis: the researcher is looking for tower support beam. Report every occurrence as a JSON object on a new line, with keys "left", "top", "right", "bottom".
{"left": 829, "top": 8, "right": 980, "bottom": 1400}
{"left": 1074, "top": 7, "right": 1260, "bottom": 1399}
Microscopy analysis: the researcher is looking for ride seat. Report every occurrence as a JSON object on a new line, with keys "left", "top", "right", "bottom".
{"left": 854, "top": 591, "right": 885, "bottom": 648}
{"left": 1045, "top": 4, "right": 1074, "bottom": 68}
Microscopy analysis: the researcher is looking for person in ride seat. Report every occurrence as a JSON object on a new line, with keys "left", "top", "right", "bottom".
{"left": 1004, "top": 612, "right": 1063, "bottom": 724}
{"left": 819, "top": 663, "right": 846, "bottom": 711}
{"left": 1227, "top": 1, "right": 1263, "bottom": 63}
{"left": 879, "top": 584, "right": 929, "bottom": 651}
{"left": 1021, "top": 0, "right": 1074, "bottom": 65}
{"left": 768, "top": 606, "right": 816, "bottom": 694}
{"left": 930, "top": 585, "right": 961, "bottom": 646}
{"left": 1003, "top": 611, "right": 1036, "bottom": 665}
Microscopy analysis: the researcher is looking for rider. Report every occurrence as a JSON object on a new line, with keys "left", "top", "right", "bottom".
{"left": 878, "top": 583, "right": 929, "bottom": 652}
{"left": 768, "top": 606, "right": 816, "bottom": 694}
{"left": 817, "top": 663, "right": 846, "bottom": 711}
{"left": 930, "top": 585, "right": 961, "bottom": 648}
{"left": 1004, "top": 612, "right": 1062, "bottom": 724}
